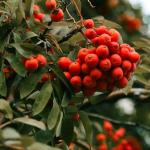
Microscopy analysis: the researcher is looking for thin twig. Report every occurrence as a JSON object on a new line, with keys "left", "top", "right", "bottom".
{"left": 87, "top": 0, "right": 95, "bottom": 8}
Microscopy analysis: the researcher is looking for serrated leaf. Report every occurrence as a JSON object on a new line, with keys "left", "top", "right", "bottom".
{"left": 80, "top": 111, "right": 93, "bottom": 145}
{"left": 32, "top": 82, "right": 53, "bottom": 115}
{"left": 0, "top": 72, "right": 7, "bottom": 97}
{"left": 5, "top": 54, "right": 26, "bottom": 77}
{"left": 14, "top": 117, "right": 46, "bottom": 130}
{"left": 47, "top": 99, "right": 60, "bottom": 130}
{"left": 0, "top": 99, "right": 13, "bottom": 120}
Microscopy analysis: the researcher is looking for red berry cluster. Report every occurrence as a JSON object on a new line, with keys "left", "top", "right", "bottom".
{"left": 33, "top": 0, "right": 64, "bottom": 22}
{"left": 24, "top": 54, "right": 47, "bottom": 71}
{"left": 96, "top": 120, "right": 141, "bottom": 150}
{"left": 58, "top": 19, "right": 140, "bottom": 97}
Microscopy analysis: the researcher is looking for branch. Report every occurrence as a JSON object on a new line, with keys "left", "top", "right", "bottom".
{"left": 88, "top": 113, "right": 150, "bottom": 132}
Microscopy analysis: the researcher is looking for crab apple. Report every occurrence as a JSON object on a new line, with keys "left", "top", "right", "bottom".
{"left": 50, "top": 9, "right": 64, "bottom": 22}
{"left": 83, "top": 75, "right": 96, "bottom": 88}
{"left": 33, "top": 4, "right": 40, "bottom": 14}
{"left": 115, "top": 128, "right": 126, "bottom": 138}
{"left": 98, "top": 144, "right": 107, "bottom": 150}
{"left": 69, "top": 62, "right": 81, "bottom": 75}
{"left": 45, "top": 0, "right": 57, "bottom": 10}
{"left": 25, "top": 58, "right": 39, "bottom": 70}
{"left": 96, "top": 134, "right": 106, "bottom": 142}
{"left": 36, "top": 54, "right": 47, "bottom": 67}
{"left": 70, "top": 76, "right": 82, "bottom": 87}
{"left": 112, "top": 67, "right": 123, "bottom": 80}
{"left": 120, "top": 43, "right": 131, "bottom": 50}
{"left": 110, "top": 54, "right": 122, "bottom": 67}
{"left": 97, "top": 80, "right": 108, "bottom": 91}
{"left": 58, "top": 57, "right": 72, "bottom": 71}
{"left": 77, "top": 48, "right": 89, "bottom": 62}
{"left": 98, "top": 33, "right": 111, "bottom": 45}
{"left": 84, "top": 28, "right": 97, "bottom": 39}
{"left": 130, "top": 63, "right": 137, "bottom": 72}
{"left": 118, "top": 77, "right": 128, "bottom": 88}
{"left": 72, "top": 113, "right": 80, "bottom": 121}
{"left": 99, "top": 58, "right": 111, "bottom": 71}
{"left": 95, "top": 26, "right": 109, "bottom": 35}
{"left": 109, "top": 28, "right": 120, "bottom": 42}
{"left": 81, "top": 63, "right": 90, "bottom": 74}
{"left": 89, "top": 47, "right": 96, "bottom": 54}
{"left": 119, "top": 47, "right": 130, "bottom": 59}
{"left": 122, "top": 60, "right": 132, "bottom": 71}
{"left": 103, "top": 120, "right": 113, "bottom": 131}
{"left": 129, "top": 51, "right": 140, "bottom": 63}
{"left": 90, "top": 68, "right": 102, "bottom": 80}
{"left": 83, "top": 19, "right": 94, "bottom": 28}
{"left": 96, "top": 45, "right": 109, "bottom": 58}
{"left": 85, "top": 54, "right": 99, "bottom": 68}
{"left": 83, "top": 88, "right": 96, "bottom": 97}
{"left": 34, "top": 13, "right": 45, "bottom": 22}
{"left": 92, "top": 37, "right": 101, "bottom": 47}
{"left": 109, "top": 42, "right": 119, "bottom": 54}
{"left": 41, "top": 73, "right": 50, "bottom": 82}
{"left": 64, "top": 72, "right": 71, "bottom": 80}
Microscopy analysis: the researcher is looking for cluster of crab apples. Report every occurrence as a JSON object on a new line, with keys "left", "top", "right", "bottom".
{"left": 58, "top": 19, "right": 140, "bottom": 97}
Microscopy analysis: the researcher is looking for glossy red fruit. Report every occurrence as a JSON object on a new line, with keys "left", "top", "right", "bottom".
{"left": 72, "top": 113, "right": 80, "bottom": 121}
{"left": 69, "top": 62, "right": 81, "bottom": 75}
{"left": 130, "top": 63, "right": 137, "bottom": 72}
{"left": 50, "top": 9, "right": 64, "bottom": 22}
{"left": 36, "top": 54, "right": 47, "bottom": 67}
{"left": 83, "top": 75, "right": 96, "bottom": 88}
{"left": 89, "top": 47, "right": 96, "bottom": 54}
{"left": 115, "top": 128, "right": 126, "bottom": 138}
{"left": 58, "top": 57, "right": 72, "bottom": 71}
{"left": 99, "top": 58, "right": 111, "bottom": 71}
{"left": 33, "top": 4, "right": 40, "bottom": 14}
{"left": 81, "top": 63, "right": 90, "bottom": 74}
{"left": 96, "top": 45, "right": 109, "bottom": 58}
{"left": 90, "top": 68, "right": 102, "bottom": 80}
{"left": 64, "top": 72, "right": 71, "bottom": 80}
{"left": 83, "top": 19, "right": 94, "bottom": 28}
{"left": 120, "top": 43, "right": 131, "bottom": 50}
{"left": 99, "top": 33, "right": 111, "bottom": 45}
{"left": 109, "top": 28, "right": 120, "bottom": 42}
{"left": 25, "top": 58, "right": 39, "bottom": 70}
{"left": 92, "top": 37, "right": 101, "bottom": 47}
{"left": 84, "top": 28, "right": 97, "bottom": 39}
{"left": 103, "top": 120, "right": 113, "bottom": 131}
{"left": 118, "top": 77, "right": 128, "bottom": 88}
{"left": 95, "top": 26, "right": 109, "bottom": 35}
{"left": 70, "top": 76, "right": 82, "bottom": 87}
{"left": 110, "top": 54, "right": 122, "bottom": 67}
{"left": 109, "top": 42, "right": 120, "bottom": 54}
{"left": 45, "top": 0, "right": 57, "bottom": 10}
{"left": 85, "top": 54, "right": 99, "bottom": 68}
{"left": 119, "top": 47, "right": 130, "bottom": 59}
{"left": 34, "top": 13, "right": 45, "bottom": 22}
{"left": 97, "top": 80, "right": 108, "bottom": 91}
{"left": 77, "top": 48, "right": 89, "bottom": 62}
{"left": 122, "top": 60, "right": 132, "bottom": 71}
{"left": 41, "top": 73, "right": 50, "bottom": 82}
{"left": 98, "top": 144, "right": 107, "bottom": 150}
{"left": 112, "top": 67, "right": 123, "bottom": 80}
{"left": 129, "top": 52, "right": 140, "bottom": 63}
{"left": 96, "top": 134, "right": 106, "bottom": 142}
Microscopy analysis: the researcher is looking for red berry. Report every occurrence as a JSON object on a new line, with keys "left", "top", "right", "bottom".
{"left": 98, "top": 144, "right": 107, "bottom": 150}
{"left": 33, "top": 5, "right": 40, "bottom": 14}
{"left": 85, "top": 54, "right": 99, "bottom": 68}
{"left": 70, "top": 76, "right": 82, "bottom": 87}
{"left": 69, "top": 62, "right": 81, "bottom": 75}
{"left": 99, "top": 34, "right": 111, "bottom": 45}
{"left": 25, "top": 58, "right": 39, "bottom": 70}
{"left": 109, "top": 42, "right": 119, "bottom": 54}
{"left": 58, "top": 57, "right": 72, "bottom": 71}
{"left": 99, "top": 59, "right": 111, "bottom": 71}
{"left": 112, "top": 67, "right": 123, "bottom": 80}
{"left": 96, "top": 134, "right": 106, "bottom": 142}
{"left": 92, "top": 37, "right": 101, "bottom": 47}
{"left": 34, "top": 13, "right": 45, "bottom": 22}
{"left": 72, "top": 113, "right": 80, "bottom": 121}
{"left": 83, "top": 19, "right": 94, "bottom": 28}
{"left": 89, "top": 47, "right": 96, "bottom": 54}
{"left": 34, "top": 18, "right": 41, "bottom": 22}
{"left": 103, "top": 120, "right": 113, "bottom": 131}
{"left": 130, "top": 63, "right": 137, "bottom": 72}
{"left": 83, "top": 75, "right": 96, "bottom": 88}
{"left": 50, "top": 9, "right": 64, "bottom": 22}
{"left": 64, "top": 72, "right": 71, "bottom": 80}
{"left": 36, "top": 54, "right": 47, "bottom": 67}
{"left": 84, "top": 28, "right": 97, "bottom": 39}
{"left": 83, "top": 88, "right": 96, "bottom": 97}
{"left": 120, "top": 43, "right": 131, "bottom": 50}
{"left": 77, "top": 48, "right": 89, "bottom": 62}
{"left": 109, "top": 29, "right": 120, "bottom": 42}
{"left": 97, "top": 80, "right": 108, "bottom": 91}
{"left": 118, "top": 77, "right": 128, "bottom": 88}
{"left": 41, "top": 73, "right": 50, "bottom": 82}
{"left": 120, "top": 47, "right": 130, "bottom": 59}
{"left": 90, "top": 68, "right": 102, "bottom": 80}
{"left": 122, "top": 60, "right": 132, "bottom": 71}
{"left": 81, "top": 63, "right": 90, "bottom": 74}
{"left": 96, "top": 45, "right": 109, "bottom": 58}
{"left": 95, "top": 26, "right": 109, "bottom": 35}
{"left": 45, "top": 0, "right": 57, "bottom": 10}
{"left": 115, "top": 128, "right": 126, "bottom": 138}
{"left": 129, "top": 52, "right": 140, "bottom": 63}
{"left": 110, "top": 54, "right": 122, "bottom": 67}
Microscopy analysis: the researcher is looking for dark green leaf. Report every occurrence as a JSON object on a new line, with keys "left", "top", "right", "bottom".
{"left": 0, "top": 72, "right": 7, "bottom": 97}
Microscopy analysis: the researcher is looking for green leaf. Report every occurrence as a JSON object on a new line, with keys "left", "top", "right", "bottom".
{"left": 2, "top": 128, "right": 20, "bottom": 139}
{"left": 61, "top": 116, "right": 74, "bottom": 144}
{"left": 47, "top": 99, "right": 60, "bottom": 130}
{"left": 79, "top": 111, "right": 93, "bottom": 145}
{"left": 32, "top": 82, "right": 53, "bottom": 116}
{"left": 0, "top": 72, "right": 7, "bottom": 97}
{"left": 13, "top": 32, "right": 22, "bottom": 43}
{"left": 5, "top": 54, "right": 26, "bottom": 77}
{"left": 20, "top": 70, "right": 43, "bottom": 99}
{"left": 23, "top": 31, "right": 38, "bottom": 41}
{"left": 14, "top": 117, "right": 46, "bottom": 130}
{"left": 25, "top": 0, "right": 35, "bottom": 17}
{"left": 0, "top": 99, "right": 13, "bottom": 120}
